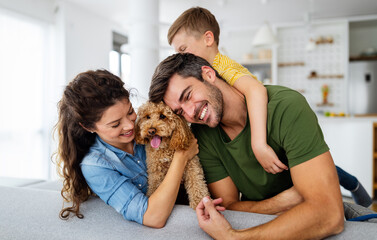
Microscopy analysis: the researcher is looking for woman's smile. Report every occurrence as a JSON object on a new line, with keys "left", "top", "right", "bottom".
{"left": 121, "top": 130, "right": 134, "bottom": 137}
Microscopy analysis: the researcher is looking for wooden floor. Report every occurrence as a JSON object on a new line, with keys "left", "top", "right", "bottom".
{"left": 372, "top": 200, "right": 377, "bottom": 212}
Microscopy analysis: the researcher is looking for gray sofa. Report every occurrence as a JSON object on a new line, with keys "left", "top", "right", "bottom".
{"left": 0, "top": 179, "right": 376, "bottom": 240}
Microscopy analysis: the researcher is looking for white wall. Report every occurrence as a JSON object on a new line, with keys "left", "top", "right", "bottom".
{"left": 0, "top": 0, "right": 118, "bottom": 83}
{"left": 276, "top": 22, "right": 349, "bottom": 114}
{"left": 220, "top": 29, "right": 258, "bottom": 62}
{"left": 0, "top": 0, "right": 55, "bottom": 23}
{"left": 55, "top": 1, "right": 114, "bottom": 83}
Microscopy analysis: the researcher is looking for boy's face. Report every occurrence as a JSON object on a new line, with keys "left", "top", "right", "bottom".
{"left": 171, "top": 28, "right": 210, "bottom": 62}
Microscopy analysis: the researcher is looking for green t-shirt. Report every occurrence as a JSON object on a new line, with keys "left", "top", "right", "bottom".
{"left": 192, "top": 85, "right": 329, "bottom": 201}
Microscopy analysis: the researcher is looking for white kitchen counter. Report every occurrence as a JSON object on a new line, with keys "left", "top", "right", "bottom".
{"left": 316, "top": 115, "right": 376, "bottom": 197}
{"left": 318, "top": 115, "right": 377, "bottom": 123}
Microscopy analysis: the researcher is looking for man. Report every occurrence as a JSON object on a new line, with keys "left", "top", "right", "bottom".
{"left": 149, "top": 53, "right": 344, "bottom": 239}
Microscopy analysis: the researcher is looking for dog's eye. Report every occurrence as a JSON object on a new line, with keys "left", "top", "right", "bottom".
{"left": 146, "top": 115, "right": 150, "bottom": 119}
{"left": 160, "top": 114, "right": 166, "bottom": 119}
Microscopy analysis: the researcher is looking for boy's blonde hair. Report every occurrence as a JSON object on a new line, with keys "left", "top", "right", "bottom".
{"left": 168, "top": 7, "right": 220, "bottom": 46}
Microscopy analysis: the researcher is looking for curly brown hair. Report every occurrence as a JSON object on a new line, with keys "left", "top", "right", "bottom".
{"left": 55, "top": 69, "right": 129, "bottom": 219}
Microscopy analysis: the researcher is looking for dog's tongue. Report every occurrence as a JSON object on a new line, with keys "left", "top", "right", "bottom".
{"left": 151, "top": 136, "right": 162, "bottom": 148}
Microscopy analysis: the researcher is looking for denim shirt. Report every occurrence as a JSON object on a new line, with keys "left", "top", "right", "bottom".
{"left": 81, "top": 136, "right": 148, "bottom": 224}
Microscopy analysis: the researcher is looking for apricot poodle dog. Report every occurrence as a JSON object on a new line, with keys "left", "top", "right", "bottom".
{"left": 135, "top": 101, "right": 210, "bottom": 209}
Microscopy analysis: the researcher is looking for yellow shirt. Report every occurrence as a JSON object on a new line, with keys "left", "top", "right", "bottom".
{"left": 212, "top": 52, "right": 258, "bottom": 86}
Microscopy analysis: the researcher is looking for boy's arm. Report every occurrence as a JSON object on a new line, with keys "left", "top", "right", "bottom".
{"left": 233, "top": 75, "right": 287, "bottom": 173}
{"left": 201, "top": 152, "right": 344, "bottom": 239}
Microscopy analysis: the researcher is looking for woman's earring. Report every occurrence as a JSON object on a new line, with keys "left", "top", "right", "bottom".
{"left": 91, "top": 131, "right": 94, "bottom": 134}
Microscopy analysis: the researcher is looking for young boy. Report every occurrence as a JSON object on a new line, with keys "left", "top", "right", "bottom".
{"left": 167, "top": 7, "right": 373, "bottom": 207}
{"left": 168, "top": 6, "right": 287, "bottom": 174}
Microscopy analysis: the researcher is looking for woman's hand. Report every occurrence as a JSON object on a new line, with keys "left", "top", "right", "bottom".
{"left": 174, "top": 137, "right": 199, "bottom": 164}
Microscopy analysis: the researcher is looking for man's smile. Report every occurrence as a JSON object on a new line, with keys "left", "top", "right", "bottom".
{"left": 199, "top": 103, "right": 208, "bottom": 121}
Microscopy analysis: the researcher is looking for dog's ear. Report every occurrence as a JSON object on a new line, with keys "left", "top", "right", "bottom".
{"left": 134, "top": 103, "right": 148, "bottom": 145}
{"left": 169, "top": 115, "right": 192, "bottom": 150}
{"left": 134, "top": 119, "right": 147, "bottom": 145}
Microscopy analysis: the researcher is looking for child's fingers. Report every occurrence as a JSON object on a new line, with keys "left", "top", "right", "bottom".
{"left": 271, "top": 165, "right": 283, "bottom": 173}
{"left": 275, "top": 160, "right": 288, "bottom": 170}
{"left": 267, "top": 166, "right": 278, "bottom": 174}
{"left": 264, "top": 167, "right": 273, "bottom": 174}
{"left": 266, "top": 164, "right": 284, "bottom": 174}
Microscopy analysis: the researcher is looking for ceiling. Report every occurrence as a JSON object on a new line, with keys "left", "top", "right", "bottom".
{"left": 65, "top": 0, "right": 377, "bottom": 30}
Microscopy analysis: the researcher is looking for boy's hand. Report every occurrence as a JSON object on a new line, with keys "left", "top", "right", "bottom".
{"left": 253, "top": 144, "right": 288, "bottom": 174}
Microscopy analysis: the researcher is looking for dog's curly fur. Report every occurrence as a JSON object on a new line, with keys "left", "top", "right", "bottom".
{"left": 135, "top": 101, "right": 210, "bottom": 209}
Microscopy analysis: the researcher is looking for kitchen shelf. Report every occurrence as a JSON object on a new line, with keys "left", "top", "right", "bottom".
{"left": 242, "top": 59, "right": 271, "bottom": 65}
{"left": 308, "top": 74, "right": 344, "bottom": 79}
{"left": 278, "top": 62, "right": 305, "bottom": 67}
{"left": 373, "top": 122, "right": 377, "bottom": 198}
{"left": 354, "top": 114, "right": 377, "bottom": 117}
{"left": 317, "top": 103, "right": 334, "bottom": 107}
{"left": 349, "top": 56, "right": 377, "bottom": 61}
{"left": 314, "top": 36, "right": 334, "bottom": 45}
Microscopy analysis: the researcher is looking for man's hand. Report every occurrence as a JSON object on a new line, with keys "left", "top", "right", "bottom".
{"left": 196, "top": 197, "right": 233, "bottom": 240}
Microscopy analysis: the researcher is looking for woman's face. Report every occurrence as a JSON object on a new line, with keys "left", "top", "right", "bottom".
{"left": 93, "top": 98, "right": 137, "bottom": 153}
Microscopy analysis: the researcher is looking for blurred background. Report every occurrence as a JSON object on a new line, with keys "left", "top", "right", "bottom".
{"left": 0, "top": 0, "right": 377, "bottom": 200}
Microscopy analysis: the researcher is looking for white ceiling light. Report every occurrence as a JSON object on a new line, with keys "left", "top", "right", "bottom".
{"left": 305, "top": 39, "right": 316, "bottom": 51}
{"left": 305, "top": 0, "right": 316, "bottom": 51}
{"left": 252, "top": 22, "right": 278, "bottom": 47}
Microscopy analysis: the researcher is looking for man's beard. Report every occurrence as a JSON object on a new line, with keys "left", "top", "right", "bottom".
{"left": 203, "top": 81, "right": 223, "bottom": 127}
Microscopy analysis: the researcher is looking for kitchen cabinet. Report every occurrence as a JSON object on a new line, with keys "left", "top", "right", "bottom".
{"left": 318, "top": 117, "right": 377, "bottom": 197}
{"left": 373, "top": 122, "right": 377, "bottom": 198}
{"left": 242, "top": 59, "right": 272, "bottom": 84}
{"left": 349, "top": 19, "right": 377, "bottom": 60}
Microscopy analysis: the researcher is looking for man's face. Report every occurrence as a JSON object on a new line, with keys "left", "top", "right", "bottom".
{"left": 171, "top": 28, "right": 209, "bottom": 62}
{"left": 163, "top": 73, "right": 223, "bottom": 127}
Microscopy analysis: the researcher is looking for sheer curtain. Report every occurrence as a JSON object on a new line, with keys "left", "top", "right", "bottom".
{"left": 0, "top": 8, "right": 53, "bottom": 179}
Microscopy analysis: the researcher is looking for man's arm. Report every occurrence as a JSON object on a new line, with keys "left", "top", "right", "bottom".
{"left": 204, "top": 151, "right": 344, "bottom": 239}
{"left": 208, "top": 176, "right": 303, "bottom": 215}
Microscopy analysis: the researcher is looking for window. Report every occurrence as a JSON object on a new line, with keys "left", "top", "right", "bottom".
{"left": 109, "top": 32, "right": 131, "bottom": 82}
{"left": 0, "top": 9, "right": 53, "bottom": 179}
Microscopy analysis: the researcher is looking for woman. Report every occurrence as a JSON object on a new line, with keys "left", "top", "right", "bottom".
{"left": 55, "top": 69, "right": 198, "bottom": 228}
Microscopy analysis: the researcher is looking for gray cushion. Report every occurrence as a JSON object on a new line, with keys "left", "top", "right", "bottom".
{"left": 344, "top": 202, "right": 377, "bottom": 223}
{"left": 0, "top": 176, "right": 45, "bottom": 187}
{"left": 0, "top": 185, "right": 376, "bottom": 239}
{"left": 26, "top": 180, "right": 62, "bottom": 191}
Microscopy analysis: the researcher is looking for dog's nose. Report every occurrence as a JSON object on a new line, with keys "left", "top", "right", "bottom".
{"left": 148, "top": 128, "right": 156, "bottom": 136}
